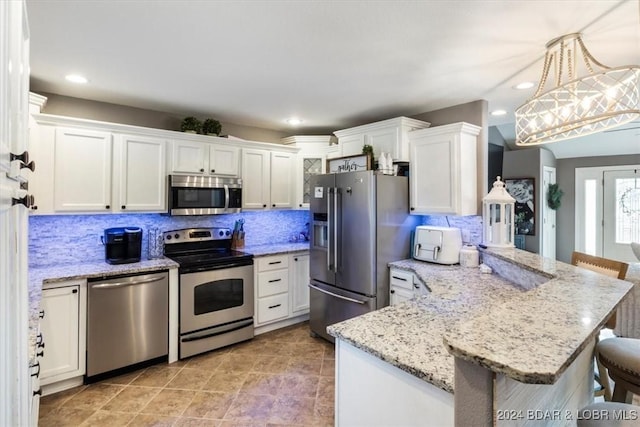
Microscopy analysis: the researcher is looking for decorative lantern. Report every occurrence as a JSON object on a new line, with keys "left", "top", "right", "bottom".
{"left": 483, "top": 176, "right": 516, "bottom": 248}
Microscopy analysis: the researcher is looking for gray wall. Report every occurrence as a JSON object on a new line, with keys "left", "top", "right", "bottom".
{"left": 502, "top": 147, "right": 556, "bottom": 254}
{"left": 37, "top": 92, "right": 289, "bottom": 144}
{"left": 555, "top": 153, "right": 640, "bottom": 263}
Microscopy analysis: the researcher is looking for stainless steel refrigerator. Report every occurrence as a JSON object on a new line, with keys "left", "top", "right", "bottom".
{"left": 309, "top": 170, "right": 419, "bottom": 341}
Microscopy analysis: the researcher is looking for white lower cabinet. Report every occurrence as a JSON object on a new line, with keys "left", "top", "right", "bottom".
{"left": 290, "top": 253, "right": 310, "bottom": 314}
{"left": 389, "top": 268, "right": 429, "bottom": 305}
{"left": 255, "top": 252, "right": 310, "bottom": 329}
{"left": 39, "top": 280, "right": 86, "bottom": 394}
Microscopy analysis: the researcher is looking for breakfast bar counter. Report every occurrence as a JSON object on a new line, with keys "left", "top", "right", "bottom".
{"left": 327, "top": 247, "right": 634, "bottom": 426}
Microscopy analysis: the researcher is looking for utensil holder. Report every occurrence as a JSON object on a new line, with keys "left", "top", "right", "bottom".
{"left": 231, "top": 230, "right": 245, "bottom": 249}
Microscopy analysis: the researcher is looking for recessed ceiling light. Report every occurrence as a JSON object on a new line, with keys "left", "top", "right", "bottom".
{"left": 65, "top": 74, "right": 88, "bottom": 84}
{"left": 491, "top": 109, "right": 507, "bottom": 116}
{"left": 285, "top": 117, "right": 303, "bottom": 126}
{"left": 514, "top": 81, "right": 535, "bottom": 90}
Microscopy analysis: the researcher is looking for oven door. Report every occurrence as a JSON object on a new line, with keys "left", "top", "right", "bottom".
{"left": 180, "top": 263, "right": 254, "bottom": 334}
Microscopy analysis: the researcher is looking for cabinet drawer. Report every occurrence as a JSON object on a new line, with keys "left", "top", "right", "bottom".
{"left": 257, "top": 269, "right": 289, "bottom": 297}
{"left": 257, "top": 255, "right": 289, "bottom": 272}
{"left": 390, "top": 269, "right": 414, "bottom": 291}
{"left": 257, "top": 294, "right": 289, "bottom": 324}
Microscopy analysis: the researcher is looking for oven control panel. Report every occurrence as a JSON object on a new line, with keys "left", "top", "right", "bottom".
{"left": 164, "top": 227, "right": 232, "bottom": 244}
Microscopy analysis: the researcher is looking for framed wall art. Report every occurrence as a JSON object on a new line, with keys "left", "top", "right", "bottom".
{"left": 504, "top": 177, "right": 536, "bottom": 236}
{"left": 327, "top": 154, "right": 372, "bottom": 174}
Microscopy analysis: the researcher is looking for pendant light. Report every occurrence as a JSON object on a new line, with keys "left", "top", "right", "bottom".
{"left": 515, "top": 33, "right": 640, "bottom": 146}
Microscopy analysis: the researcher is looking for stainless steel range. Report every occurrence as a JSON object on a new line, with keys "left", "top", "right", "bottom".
{"left": 163, "top": 227, "right": 254, "bottom": 359}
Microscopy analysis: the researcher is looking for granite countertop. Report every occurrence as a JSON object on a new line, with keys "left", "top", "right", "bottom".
{"left": 28, "top": 257, "right": 179, "bottom": 364}
{"left": 243, "top": 242, "right": 309, "bottom": 257}
{"left": 327, "top": 248, "right": 634, "bottom": 394}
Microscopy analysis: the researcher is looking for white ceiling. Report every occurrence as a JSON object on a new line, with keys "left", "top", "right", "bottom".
{"left": 26, "top": 0, "right": 640, "bottom": 157}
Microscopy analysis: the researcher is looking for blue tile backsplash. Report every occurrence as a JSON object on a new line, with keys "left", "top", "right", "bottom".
{"left": 29, "top": 210, "right": 311, "bottom": 267}
{"left": 28, "top": 210, "right": 482, "bottom": 268}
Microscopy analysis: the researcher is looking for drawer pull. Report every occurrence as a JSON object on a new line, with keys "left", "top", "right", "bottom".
{"left": 30, "top": 361, "right": 40, "bottom": 378}
{"left": 36, "top": 332, "right": 44, "bottom": 346}
{"left": 392, "top": 276, "right": 407, "bottom": 281}
{"left": 36, "top": 350, "right": 44, "bottom": 358}
{"left": 268, "top": 304, "right": 282, "bottom": 309}
{"left": 33, "top": 388, "right": 42, "bottom": 397}
{"left": 268, "top": 261, "right": 282, "bottom": 265}
{"left": 39, "top": 310, "right": 45, "bottom": 319}
{"left": 268, "top": 278, "right": 282, "bottom": 283}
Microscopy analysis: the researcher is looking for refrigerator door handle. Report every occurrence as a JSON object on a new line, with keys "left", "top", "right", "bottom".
{"left": 309, "top": 283, "right": 366, "bottom": 305}
{"left": 334, "top": 187, "right": 339, "bottom": 273}
{"left": 327, "top": 187, "right": 333, "bottom": 272}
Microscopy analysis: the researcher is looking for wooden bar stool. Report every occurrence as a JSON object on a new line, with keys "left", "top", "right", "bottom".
{"left": 571, "top": 251, "right": 629, "bottom": 401}
{"left": 597, "top": 338, "right": 640, "bottom": 404}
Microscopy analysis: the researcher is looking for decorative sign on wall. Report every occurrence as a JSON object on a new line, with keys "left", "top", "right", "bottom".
{"left": 504, "top": 177, "right": 536, "bottom": 236}
{"left": 327, "top": 154, "right": 372, "bottom": 174}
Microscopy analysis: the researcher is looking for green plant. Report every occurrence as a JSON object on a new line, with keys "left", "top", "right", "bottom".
{"left": 362, "top": 144, "right": 374, "bottom": 156}
{"left": 547, "top": 183, "right": 564, "bottom": 210}
{"left": 180, "top": 116, "right": 202, "bottom": 133}
{"left": 202, "top": 118, "right": 221, "bottom": 136}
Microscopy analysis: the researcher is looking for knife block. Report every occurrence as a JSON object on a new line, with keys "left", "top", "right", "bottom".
{"left": 231, "top": 230, "right": 245, "bottom": 249}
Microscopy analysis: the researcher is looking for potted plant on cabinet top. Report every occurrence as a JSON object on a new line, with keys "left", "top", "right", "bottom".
{"left": 202, "top": 118, "right": 222, "bottom": 136}
{"left": 180, "top": 116, "right": 202, "bottom": 134}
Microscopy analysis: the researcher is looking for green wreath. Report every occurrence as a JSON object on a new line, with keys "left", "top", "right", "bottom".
{"left": 547, "top": 183, "right": 564, "bottom": 210}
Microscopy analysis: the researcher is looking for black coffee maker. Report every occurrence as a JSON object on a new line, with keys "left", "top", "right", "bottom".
{"left": 102, "top": 227, "right": 142, "bottom": 264}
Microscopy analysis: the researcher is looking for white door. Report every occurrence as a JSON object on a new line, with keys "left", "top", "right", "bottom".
{"left": 542, "top": 166, "right": 557, "bottom": 260}
{"left": 242, "top": 148, "right": 270, "bottom": 209}
{"left": 54, "top": 128, "right": 112, "bottom": 212}
{"left": 40, "top": 285, "right": 82, "bottom": 383}
{"left": 603, "top": 169, "right": 640, "bottom": 263}
{"left": 209, "top": 144, "right": 239, "bottom": 176}
{"left": 117, "top": 134, "right": 166, "bottom": 212}
{"left": 1, "top": 0, "right": 31, "bottom": 424}
{"left": 170, "top": 140, "right": 206, "bottom": 174}
{"left": 270, "top": 151, "right": 294, "bottom": 208}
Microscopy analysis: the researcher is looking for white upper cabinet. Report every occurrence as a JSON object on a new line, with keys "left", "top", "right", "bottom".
{"left": 242, "top": 148, "right": 295, "bottom": 210}
{"left": 169, "top": 139, "right": 240, "bottom": 177}
{"left": 282, "top": 135, "right": 332, "bottom": 209}
{"left": 242, "top": 148, "right": 271, "bottom": 209}
{"left": 170, "top": 140, "right": 206, "bottom": 174}
{"left": 408, "top": 122, "right": 481, "bottom": 216}
{"left": 334, "top": 117, "right": 430, "bottom": 162}
{"left": 54, "top": 127, "right": 112, "bottom": 212}
{"left": 115, "top": 134, "right": 166, "bottom": 212}
{"left": 209, "top": 144, "right": 240, "bottom": 176}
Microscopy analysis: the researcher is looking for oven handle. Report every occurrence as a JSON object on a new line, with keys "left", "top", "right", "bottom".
{"left": 182, "top": 318, "right": 254, "bottom": 342}
{"left": 224, "top": 184, "right": 230, "bottom": 210}
{"left": 91, "top": 275, "right": 166, "bottom": 289}
{"left": 308, "top": 283, "right": 366, "bottom": 305}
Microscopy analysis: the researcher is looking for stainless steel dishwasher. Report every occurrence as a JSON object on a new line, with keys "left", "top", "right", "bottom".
{"left": 87, "top": 271, "right": 168, "bottom": 378}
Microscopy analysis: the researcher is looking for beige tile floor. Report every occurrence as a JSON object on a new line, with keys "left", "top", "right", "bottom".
{"left": 39, "top": 321, "right": 335, "bottom": 427}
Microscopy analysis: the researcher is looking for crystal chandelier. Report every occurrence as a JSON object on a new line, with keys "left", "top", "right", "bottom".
{"left": 515, "top": 33, "right": 640, "bottom": 146}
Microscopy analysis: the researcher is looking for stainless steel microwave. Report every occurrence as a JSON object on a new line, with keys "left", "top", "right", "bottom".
{"left": 168, "top": 175, "right": 242, "bottom": 215}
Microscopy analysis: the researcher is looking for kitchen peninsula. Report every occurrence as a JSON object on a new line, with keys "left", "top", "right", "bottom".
{"left": 328, "top": 247, "right": 635, "bottom": 426}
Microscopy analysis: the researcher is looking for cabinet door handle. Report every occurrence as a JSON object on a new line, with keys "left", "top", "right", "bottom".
{"left": 12, "top": 194, "right": 34, "bottom": 208}
{"left": 105, "top": 205, "right": 110, "bottom": 209}
{"left": 36, "top": 332, "right": 44, "bottom": 346}
{"left": 392, "top": 276, "right": 407, "bottom": 281}
{"left": 33, "top": 389, "right": 42, "bottom": 397}
{"left": 39, "top": 310, "right": 45, "bottom": 319}
{"left": 121, "top": 205, "right": 126, "bottom": 209}
{"left": 72, "top": 289, "right": 78, "bottom": 293}
{"left": 263, "top": 204, "right": 267, "bottom": 208}
{"left": 410, "top": 207, "right": 415, "bottom": 211}
{"left": 211, "top": 169, "right": 215, "bottom": 173}
{"left": 268, "top": 304, "right": 282, "bottom": 309}
{"left": 36, "top": 350, "right": 44, "bottom": 358}
{"left": 414, "top": 284, "right": 420, "bottom": 289}
{"left": 268, "top": 278, "right": 282, "bottom": 283}
{"left": 390, "top": 289, "right": 396, "bottom": 294}
{"left": 10, "top": 151, "right": 29, "bottom": 163}
{"left": 268, "top": 261, "right": 282, "bottom": 265}
{"left": 299, "top": 204, "right": 302, "bottom": 207}
{"left": 294, "top": 257, "right": 298, "bottom": 261}
{"left": 200, "top": 168, "right": 205, "bottom": 172}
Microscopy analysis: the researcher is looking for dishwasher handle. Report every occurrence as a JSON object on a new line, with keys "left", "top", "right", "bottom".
{"left": 91, "top": 275, "right": 166, "bottom": 289}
